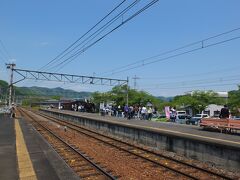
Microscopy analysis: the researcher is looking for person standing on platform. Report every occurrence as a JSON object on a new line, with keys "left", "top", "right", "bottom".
{"left": 10, "top": 104, "right": 15, "bottom": 118}
{"left": 147, "top": 107, "right": 153, "bottom": 120}
{"left": 170, "top": 107, "right": 176, "bottom": 122}
{"left": 117, "top": 105, "right": 122, "bottom": 117}
{"left": 219, "top": 105, "right": 230, "bottom": 119}
{"left": 124, "top": 105, "right": 129, "bottom": 118}
{"left": 141, "top": 106, "right": 147, "bottom": 120}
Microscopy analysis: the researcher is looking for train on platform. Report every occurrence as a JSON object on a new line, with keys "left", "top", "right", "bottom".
{"left": 60, "top": 100, "right": 96, "bottom": 113}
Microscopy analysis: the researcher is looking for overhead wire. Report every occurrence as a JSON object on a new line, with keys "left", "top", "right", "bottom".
{"left": 39, "top": 0, "right": 127, "bottom": 71}
{"left": 22, "top": 0, "right": 156, "bottom": 89}
{"left": 137, "top": 74, "right": 240, "bottom": 93}
{"left": 45, "top": 0, "right": 142, "bottom": 71}
{"left": 0, "top": 52, "right": 7, "bottom": 64}
{"left": 0, "top": 39, "right": 12, "bottom": 61}
{"left": 31, "top": 0, "right": 144, "bottom": 87}
{"left": 0, "top": 39, "right": 12, "bottom": 84}
{"left": 0, "top": 46, "right": 9, "bottom": 64}
{"left": 138, "top": 66, "right": 240, "bottom": 80}
{"left": 140, "top": 74, "right": 240, "bottom": 88}
{"left": 108, "top": 36, "right": 240, "bottom": 75}
{"left": 132, "top": 67, "right": 240, "bottom": 92}
{"left": 99, "top": 27, "right": 240, "bottom": 76}
{"left": 29, "top": 0, "right": 134, "bottom": 86}
{"left": 141, "top": 82, "right": 239, "bottom": 90}
{"left": 21, "top": 2, "right": 240, "bottom": 94}
{"left": 47, "top": 0, "right": 159, "bottom": 72}
{"left": 38, "top": 27, "right": 240, "bottom": 92}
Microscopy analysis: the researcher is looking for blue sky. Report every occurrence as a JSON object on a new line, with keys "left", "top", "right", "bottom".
{"left": 0, "top": 0, "right": 240, "bottom": 96}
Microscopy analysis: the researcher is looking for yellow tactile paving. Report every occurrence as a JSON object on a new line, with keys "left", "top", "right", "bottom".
{"left": 21, "top": 176, "right": 38, "bottom": 180}
{"left": 15, "top": 118, "right": 37, "bottom": 180}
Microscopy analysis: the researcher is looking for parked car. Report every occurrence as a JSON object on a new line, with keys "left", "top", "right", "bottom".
{"left": 186, "top": 114, "right": 209, "bottom": 125}
{"left": 176, "top": 111, "right": 186, "bottom": 116}
{"left": 232, "top": 116, "right": 240, "bottom": 120}
{"left": 171, "top": 111, "right": 189, "bottom": 123}
{"left": 175, "top": 114, "right": 188, "bottom": 124}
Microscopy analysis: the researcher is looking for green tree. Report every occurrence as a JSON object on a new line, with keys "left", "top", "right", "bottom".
{"left": 111, "top": 85, "right": 128, "bottom": 106}
{"left": 228, "top": 86, "right": 240, "bottom": 115}
{"left": 172, "top": 91, "right": 224, "bottom": 114}
{"left": 51, "top": 95, "right": 61, "bottom": 100}
{"left": 91, "top": 91, "right": 113, "bottom": 105}
{"left": 22, "top": 97, "right": 47, "bottom": 107}
{"left": 91, "top": 85, "right": 162, "bottom": 109}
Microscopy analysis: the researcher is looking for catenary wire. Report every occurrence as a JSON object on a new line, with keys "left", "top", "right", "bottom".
{"left": 133, "top": 73, "right": 240, "bottom": 91}
{"left": 141, "top": 82, "right": 239, "bottom": 90}
{"left": 39, "top": 0, "right": 127, "bottom": 71}
{"left": 0, "top": 40, "right": 12, "bottom": 61}
{"left": 99, "top": 27, "right": 240, "bottom": 76}
{"left": 21, "top": 0, "right": 148, "bottom": 87}
{"left": 39, "top": 27, "right": 239, "bottom": 91}
{"left": 44, "top": 0, "right": 141, "bottom": 71}
{"left": 140, "top": 75, "right": 240, "bottom": 88}
{"left": 0, "top": 53, "right": 7, "bottom": 64}
{"left": 50, "top": 0, "right": 159, "bottom": 72}
{"left": 138, "top": 66, "right": 240, "bottom": 80}
{"left": 107, "top": 36, "right": 240, "bottom": 75}
{"left": 28, "top": 0, "right": 134, "bottom": 85}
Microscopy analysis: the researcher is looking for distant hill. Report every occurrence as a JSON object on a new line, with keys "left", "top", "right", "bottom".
{"left": 17, "top": 86, "right": 91, "bottom": 99}
{"left": 1, "top": 79, "right": 174, "bottom": 101}
{"left": 157, "top": 96, "right": 174, "bottom": 102}
{"left": 0, "top": 80, "right": 8, "bottom": 95}
{"left": 0, "top": 80, "right": 91, "bottom": 99}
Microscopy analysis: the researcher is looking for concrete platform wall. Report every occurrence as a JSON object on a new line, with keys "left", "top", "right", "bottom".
{"left": 41, "top": 109, "right": 240, "bottom": 172}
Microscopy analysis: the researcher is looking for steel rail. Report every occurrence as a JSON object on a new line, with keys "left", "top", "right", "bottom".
{"left": 18, "top": 108, "right": 116, "bottom": 180}
{"left": 37, "top": 110, "right": 233, "bottom": 180}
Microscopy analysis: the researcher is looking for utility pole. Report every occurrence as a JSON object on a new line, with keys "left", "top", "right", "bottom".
{"left": 132, "top": 75, "right": 140, "bottom": 90}
{"left": 6, "top": 63, "right": 15, "bottom": 107}
{"left": 13, "top": 89, "right": 16, "bottom": 105}
{"left": 126, "top": 77, "right": 129, "bottom": 106}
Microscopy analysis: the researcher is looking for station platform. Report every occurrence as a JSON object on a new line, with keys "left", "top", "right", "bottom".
{"left": 43, "top": 109, "right": 240, "bottom": 148}
{"left": 0, "top": 114, "right": 79, "bottom": 180}
{"left": 40, "top": 108, "right": 240, "bottom": 172}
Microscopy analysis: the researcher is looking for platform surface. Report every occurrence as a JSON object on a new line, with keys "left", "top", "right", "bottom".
{"left": 0, "top": 113, "right": 79, "bottom": 180}
{"left": 44, "top": 109, "right": 240, "bottom": 148}
{"left": 0, "top": 114, "right": 18, "bottom": 180}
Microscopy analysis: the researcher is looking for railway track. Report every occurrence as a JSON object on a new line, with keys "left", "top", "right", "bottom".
{"left": 30, "top": 109, "right": 234, "bottom": 180}
{"left": 17, "top": 108, "right": 116, "bottom": 180}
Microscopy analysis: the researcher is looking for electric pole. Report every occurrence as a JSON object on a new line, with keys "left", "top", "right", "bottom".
{"left": 6, "top": 63, "right": 15, "bottom": 106}
{"left": 126, "top": 76, "right": 130, "bottom": 106}
{"left": 132, "top": 75, "right": 140, "bottom": 90}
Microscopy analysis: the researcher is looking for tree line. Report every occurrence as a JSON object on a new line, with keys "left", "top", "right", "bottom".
{"left": 91, "top": 85, "right": 240, "bottom": 116}
{"left": 1, "top": 79, "right": 240, "bottom": 115}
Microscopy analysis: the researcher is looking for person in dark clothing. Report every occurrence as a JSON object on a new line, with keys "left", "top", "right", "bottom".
{"left": 10, "top": 105, "right": 15, "bottom": 118}
{"left": 219, "top": 105, "right": 230, "bottom": 119}
{"left": 124, "top": 105, "right": 129, "bottom": 118}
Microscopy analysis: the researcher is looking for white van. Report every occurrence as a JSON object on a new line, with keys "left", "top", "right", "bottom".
{"left": 176, "top": 111, "right": 186, "bottom": 115}
{"left": 176, "top": 111, "right": 187, "bottom": 124}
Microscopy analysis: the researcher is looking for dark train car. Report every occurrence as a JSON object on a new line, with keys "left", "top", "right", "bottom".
{"left": 61, "top": 100, "right": 96, "bottom": 113}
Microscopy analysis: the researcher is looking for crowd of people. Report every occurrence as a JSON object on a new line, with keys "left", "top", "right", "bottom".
{"left": 61, "top": 101, "right": 231, "bottom": 121}
{"left": 101, "top": 104, "right": 156, "bottom": 120}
